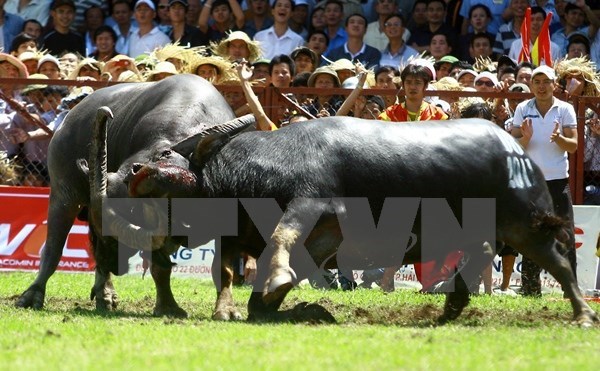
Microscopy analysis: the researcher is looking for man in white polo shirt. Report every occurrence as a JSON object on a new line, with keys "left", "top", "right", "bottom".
{"left": 128, "top": 0, "right": 171, "bottom": 58}
{"left": 253, "top": 0, "right": 304, "bottom": 60}
{"left": 511, "top": 65, "right": 578, "bottom": 297}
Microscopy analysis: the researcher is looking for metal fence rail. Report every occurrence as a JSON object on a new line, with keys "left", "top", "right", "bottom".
{"left": 1, "top": 77, "right": 599, "bottom": 204}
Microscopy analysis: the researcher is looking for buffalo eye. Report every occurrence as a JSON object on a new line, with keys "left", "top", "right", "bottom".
{"left": 159, "top": 150, "right": 172, "bottom": 159}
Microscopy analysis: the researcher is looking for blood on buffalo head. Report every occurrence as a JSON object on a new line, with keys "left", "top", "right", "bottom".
{"left": 89, "top": 107, "right": 256, "bottom": 255}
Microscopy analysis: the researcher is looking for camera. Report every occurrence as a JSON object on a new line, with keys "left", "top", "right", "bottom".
{"left": 114, "top": 60, "right": 130, "bottom": 68}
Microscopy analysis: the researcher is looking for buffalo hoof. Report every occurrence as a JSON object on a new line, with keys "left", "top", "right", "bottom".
{"left": 437, "top": 277, "right": 470, "bottom": 324}
{"left": 574, "top": 310, "right": 599, "bottom": 328}
{"left": 153, "top": 305, "right": 188, "bottom": 318}
{"left": 90, "top": 287, "right": 118, "bottom": 312}
{"left": 212, "top": 307, "right": 244, "bottom": 321}
{"left": 263, "top": 267, "right": 296, "bottom": 305}
{"left": 437, "top": 299, "right": 468, "bottom": 325}
{"left": 15, "top": 286, "right": 45, "bottom": 309}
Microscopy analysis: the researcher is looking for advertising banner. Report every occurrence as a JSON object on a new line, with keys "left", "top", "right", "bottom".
{"left": 0, "top": 186, "right": 93, "bottom": 272}
{"left": 1, "top": 186, "right": 599, "bottom": 291}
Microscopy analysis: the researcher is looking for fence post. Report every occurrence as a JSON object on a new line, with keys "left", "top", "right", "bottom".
{"left": 264, "top": 85, "right": 273, "bottom": 124}
{"left": 574, "top": 98, "right": 586, "bottom": 204}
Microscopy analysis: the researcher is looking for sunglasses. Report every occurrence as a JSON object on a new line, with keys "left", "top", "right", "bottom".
{"left": 475, "top": 80, "right": 495, "bottom": 87}
{"left": 158, "top": 5, "right": 168, "bottom": 9}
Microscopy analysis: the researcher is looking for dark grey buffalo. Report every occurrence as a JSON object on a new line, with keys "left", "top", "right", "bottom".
{"left": 125, "top": 116, "right": 598, "bottom": 325}
{"left": 16, "top": 74, "right": 252, "bottom": 317}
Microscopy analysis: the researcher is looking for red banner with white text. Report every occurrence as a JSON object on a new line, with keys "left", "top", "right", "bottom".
{"left": 1, "top": 186, "right": 599, "bottom": 291}
{"left": 0, "top": 186, "right": 93, "bottom": 272}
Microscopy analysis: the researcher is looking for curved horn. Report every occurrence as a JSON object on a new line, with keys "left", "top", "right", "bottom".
{"left": 89, "top": 106, "right": 165, "bottom": 251}
{"left": 201, "top": 114, "right": 256, "bottom": 137}
{"left": 171, "top": 114, "right": 256, "bottom": 157}
{"left": 89, "top": 106, "right": 112, "bottom": 217}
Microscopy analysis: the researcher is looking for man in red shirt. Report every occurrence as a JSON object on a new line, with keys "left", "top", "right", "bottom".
{"left": 377, "top": 60, "right": 454, "bottom": 292}
{"left": 379, "top": 61, "right": 447, "bottom": 122}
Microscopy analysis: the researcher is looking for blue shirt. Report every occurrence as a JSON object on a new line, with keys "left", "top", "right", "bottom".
{"left": 325, "top": 27, "right": 348, "bottom": 55}
{"left": 460, "top": 0, "right": 510, "bottom": 35}
{"left": 2, "top": 12, "right": 24, "bottom": 52}
{"left": 551, "top": 26, "right": 589, "bottom": 57}
{"left": 379, "top": 43, "right": 419, "bottom": 68}
{"left": 325, "top": 43, "right": 382, "bottom": 69}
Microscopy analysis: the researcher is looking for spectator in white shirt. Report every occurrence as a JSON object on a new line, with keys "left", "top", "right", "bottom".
{"left": 3, "top": 0, "right": 51, "bottom": 27}
{"left": 364, "top": 0, "right": 410, "bottom": 52}
{"left": 128, "top": 0, "right": 171, "bottom": 58}
{"left": 511, "top": 65, "right": 578, "bottom": 296}
{"left": 254, "top": 0, "right": 304, "bottom": 60}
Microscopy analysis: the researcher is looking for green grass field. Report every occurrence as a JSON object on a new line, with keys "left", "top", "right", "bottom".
{"left": 1, "top": 271, "right": 599, "bottom": 370}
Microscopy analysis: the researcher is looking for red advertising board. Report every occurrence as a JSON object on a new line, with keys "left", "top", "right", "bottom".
{"left": 0, "top": 186, "right": 94, "bottom": 272}
{"left": 1, "top": 186, "right": 598, "bottom": 291}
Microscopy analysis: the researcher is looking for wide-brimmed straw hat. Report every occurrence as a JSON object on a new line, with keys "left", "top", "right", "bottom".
{"left": 0, "top": 52, "right": 29, "bottom": 78}
{"left": 189, "top": 54, "right": 236, "bottom": 81}
{"left": 308, "top": 66, "right": 341, "bottom": 87}
{"left": 68, "top": 58, "right": 104, "bottom": 79}
{"left": 18, "top": 51, "right": 41, "bottom": 63}
{"left": 330, "top": 58, "right": 355, "bottom": 72}
{"left": 212, "top": 31, "right": 262, "bottom": 63}
{"left": 151, "top": 42, "right": 206, "bottom": 73}
{"left": 145, "top": 61, "right": 178, "bottom": 81}
{"left": 554, "top": 56, "right": 600, "bottom": 97}
{"left": 21, "top": 73, "right": 49, "bottom": 94}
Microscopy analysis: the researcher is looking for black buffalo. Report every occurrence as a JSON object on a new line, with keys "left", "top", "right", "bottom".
{"left": 16, "top": 75, "right": 253, "bottom": 318}
{"left": 124, "top": 115, "right": 595, "bottom": 325}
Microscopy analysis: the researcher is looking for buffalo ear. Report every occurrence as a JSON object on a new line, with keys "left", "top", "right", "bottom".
{"left": 190, "top": 133, "right": 230, "bottom": 168}
{"left": 76, "top": 158, "right": 89, "bottom": 175}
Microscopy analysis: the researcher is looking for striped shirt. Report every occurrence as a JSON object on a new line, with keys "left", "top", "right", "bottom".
{"left": 493, "top": 21, "right": 519, "bottom": 56}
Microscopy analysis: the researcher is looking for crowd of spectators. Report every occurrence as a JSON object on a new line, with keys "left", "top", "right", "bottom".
{"left": 1, "top": 0, "right": 600, "bottom": 292}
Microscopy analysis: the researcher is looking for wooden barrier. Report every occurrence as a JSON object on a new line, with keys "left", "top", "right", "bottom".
{"left": 1, "top": 77, "right": 599, "bottom": 204}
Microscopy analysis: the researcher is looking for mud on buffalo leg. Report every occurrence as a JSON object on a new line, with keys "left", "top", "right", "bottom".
{"left": 90, "top": 267, "right": 118, "bottom": 311}
{"left": 150, "top": 261, "right": 187, "bottom": 318}
{"left": 212, "top": 239, "right": 243, "bottom": 321}
{"left": 519, "top": 239, "right": 598, "bottom": 327}
{"left": 261, "top": 198, "right": 331, "bottom": 305}
{"left": 16, "top": 190, "right": 81, "bottom": 309}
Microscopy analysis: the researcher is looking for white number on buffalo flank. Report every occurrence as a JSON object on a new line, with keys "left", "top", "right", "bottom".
{"left": 507, "top": 156, "right": 534, "bottom": 189}
{"left": 498, "top": 131, "right": 525, "bottom": 155}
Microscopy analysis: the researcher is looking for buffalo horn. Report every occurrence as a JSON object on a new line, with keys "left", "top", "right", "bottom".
{"left": 89, "top": 106, "right": 165, "bottom": 251}
{"left": 171, "top": 114, "right": 256, "bottom": 157}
